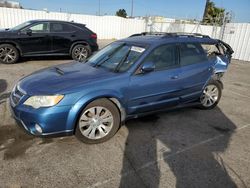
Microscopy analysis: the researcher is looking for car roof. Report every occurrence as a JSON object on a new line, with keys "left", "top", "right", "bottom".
{"left": 28, "top": 19, "right": 84, "bottom": 26}
{"left": 121, "top": 33, "right": 218, "bottom": 46}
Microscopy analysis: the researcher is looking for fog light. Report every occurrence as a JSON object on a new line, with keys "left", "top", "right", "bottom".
{"left": 35, "top": 124, "right": 43, "bottom": 134}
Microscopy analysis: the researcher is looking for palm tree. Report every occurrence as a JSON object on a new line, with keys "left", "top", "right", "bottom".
{"left": 202, "top": 0, "right": 225, "bottom": 25}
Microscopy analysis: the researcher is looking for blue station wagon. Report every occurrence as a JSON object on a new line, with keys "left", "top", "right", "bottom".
{"left": 10, "top": 32, "right": 233, "bottom": 143}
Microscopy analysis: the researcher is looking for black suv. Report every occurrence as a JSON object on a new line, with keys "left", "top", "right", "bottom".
{"left": 0, "top": 20, "right": 98, "bottom": 64}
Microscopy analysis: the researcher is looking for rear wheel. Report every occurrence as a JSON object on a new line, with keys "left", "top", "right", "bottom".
{"left": 75, "top": 99, "right": 120, "bottom": 144}
{"left": 0, "top": 44, "right": 19, "bottom": 64}
{"left": 199, "top": 80, "right": 222, "bottom": 109}
{"left": 71, "top": 44, "right": 90, "bottom": 62}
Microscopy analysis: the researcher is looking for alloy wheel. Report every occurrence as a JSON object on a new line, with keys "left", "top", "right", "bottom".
{"left": 74, "top": 47, "right": 88, "bottom": 62}
{"left": 0, "top": 47, "right": 17, "bottom": 63}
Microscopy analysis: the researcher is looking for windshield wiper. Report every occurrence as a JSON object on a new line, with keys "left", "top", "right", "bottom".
{"left": 114, "top": 48, "right": 131, "bottom": 72}
{"left": 94, "top": 43, "right": 126, "bottom": 68}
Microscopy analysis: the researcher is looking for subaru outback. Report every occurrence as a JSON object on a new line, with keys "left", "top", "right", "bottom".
{"left": 10, "top": 32, "right": 233, "bottom": 143}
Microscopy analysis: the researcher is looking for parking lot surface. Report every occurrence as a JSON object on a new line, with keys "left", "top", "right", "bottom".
{"left": 0, "top": 40, "right": 250, "bottom": 188}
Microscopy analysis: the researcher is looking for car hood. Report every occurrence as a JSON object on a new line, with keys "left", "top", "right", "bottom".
{"left": 19, "top": 62, "right": 117, "bottom": 95}
{"left": 0, "top": 29, "right": 17, "bottom": 37}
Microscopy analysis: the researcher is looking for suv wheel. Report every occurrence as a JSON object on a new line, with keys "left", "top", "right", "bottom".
{"left": 75, "top": 99, "right": 120, "bottom": 144}
{"left": 71, "top": 44, "right": 90, "bottom": 62}
{"left": 199, "top": 80, "right": 222, "bottom": 109}
{"left": 0, "top": 44, "right": 19, "bottom": 64}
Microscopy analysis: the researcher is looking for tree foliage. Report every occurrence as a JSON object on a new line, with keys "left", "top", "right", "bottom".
{"left": 116, "top": 9, "right": 127, "bottom": 18}
{"left": 202, "top": 0, "right": 225, "bottom": 25}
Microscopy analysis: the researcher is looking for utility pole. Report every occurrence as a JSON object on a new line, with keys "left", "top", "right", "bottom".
{"left": 98, "top": 0, "right": 101, "bottom": 16}
{"left": 131, "top": 0, "right": 134, "bottom": 17}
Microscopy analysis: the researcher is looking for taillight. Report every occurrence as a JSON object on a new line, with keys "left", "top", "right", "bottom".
{"left": 90, "top": 33, "right": 97, "bottom": 39}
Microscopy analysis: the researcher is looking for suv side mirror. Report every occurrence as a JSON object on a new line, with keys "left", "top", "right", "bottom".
{"left": 141, "top": 61, "right": 155, "bottom": 73}
{"left": 25, "top": 29, "right": 32, "bottom": 36}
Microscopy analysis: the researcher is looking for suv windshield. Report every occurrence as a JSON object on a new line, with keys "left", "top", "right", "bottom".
{"left": 86, "top": 42, "right": 146, "bottom": 72}
{"left": 10, "top": 21, "right": 31, "bottom": 31}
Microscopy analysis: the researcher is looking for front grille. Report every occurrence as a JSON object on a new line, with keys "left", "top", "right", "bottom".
{"left": 11, "top": 85, "right": 25, "bottom": 106}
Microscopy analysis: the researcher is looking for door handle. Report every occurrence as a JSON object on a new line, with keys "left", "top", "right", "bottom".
{"left": 171, "top": 75, "right": 179, "bottom": 79}
{"left": 71, "top": 34, "right": 76, "bottom": 37}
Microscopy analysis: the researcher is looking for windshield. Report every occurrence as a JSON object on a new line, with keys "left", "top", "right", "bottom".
{"left": 86, "top": 42, "right": 146, "bottom": 72}
{"left": 10, "top": 21, "right": 31, "bottom": 31}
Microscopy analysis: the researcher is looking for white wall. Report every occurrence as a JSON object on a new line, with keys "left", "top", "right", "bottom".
{"left": 0, "top": 7, "right": 249, "bottom": 61}
{"left": 0, "top": 7, "right": 145, "bottom": 39}
{"left": 222, "top": 23, "right": 250, "bottom": 62}
{"left": 147, "top": 22, "right": 221, "bottom": 39}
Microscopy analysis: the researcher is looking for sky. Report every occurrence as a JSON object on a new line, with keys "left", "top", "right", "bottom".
{"left": 18, "top": 0, "right": 250, "bottom": 22}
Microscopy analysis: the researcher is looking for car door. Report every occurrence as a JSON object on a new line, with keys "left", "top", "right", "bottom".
{"left": 178, "top": 42, "right": 214, "bottom": 103}
{"left": 50, "top": 22, "right": 76, "bottom": 54}
{"left": 127, "top": 44, "right": 181, "bottom": 115}
{"left": 18, "top": 22, "right": 52, "bottom": 55}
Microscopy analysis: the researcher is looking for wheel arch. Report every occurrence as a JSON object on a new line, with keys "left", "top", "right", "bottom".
{"left": 69, "top": 41, "right": 90, "bottom": 55}
{"left": 0, "top": 41, "right": 22, "bottom": 56}
{"left": 66, "top": 92, "right": 126, "bottom": 133}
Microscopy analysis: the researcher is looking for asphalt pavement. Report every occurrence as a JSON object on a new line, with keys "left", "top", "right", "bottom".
{"left": 0, "top": 40, "right": 250, "bottom": 188}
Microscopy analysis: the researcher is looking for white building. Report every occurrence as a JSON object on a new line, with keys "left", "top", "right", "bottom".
{"left": 0, "top": 0, "right": 21, "bottom": 8}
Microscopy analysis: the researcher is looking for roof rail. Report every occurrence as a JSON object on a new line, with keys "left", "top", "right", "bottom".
{"left": 129, "top": 32, "right": 210, "bottom": 38}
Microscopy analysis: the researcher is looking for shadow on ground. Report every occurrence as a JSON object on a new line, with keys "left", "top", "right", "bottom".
{"left": 120, "top": 107, "right": 238, "bottom": 188}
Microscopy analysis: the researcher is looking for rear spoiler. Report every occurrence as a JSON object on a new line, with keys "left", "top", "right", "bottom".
{"left": 217, "top": 40, "right": 234, "bottom": 55}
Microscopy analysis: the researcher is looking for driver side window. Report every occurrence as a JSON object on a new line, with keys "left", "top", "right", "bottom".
{"left": 143, "top": 44, "right": 178, "bottom": 71}
{"left": 27, "top": 23, "right": 49, "bottom": 33}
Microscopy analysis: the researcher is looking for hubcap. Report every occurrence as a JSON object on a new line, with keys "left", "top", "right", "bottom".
{"left": 74, "top": 47, "right": 88, "bottom": 62}
{"left": 0, "top": 47, "right": 17, "bottom": 63}
{"left": 79, "top": 106, "right": 114, "bottom": 140}
{"left": 200, "top": 84, "right": 219, "bottom": 107}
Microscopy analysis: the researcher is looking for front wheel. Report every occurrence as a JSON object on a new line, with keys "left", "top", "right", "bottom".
{"left": 199, "top": 81, "right": 222, "bottom": 109}
{"left": 71, "top": 44, "right": 90, "bottom": 62}
{"left": 75, "top": 99, "right": 121, "bottom": 144}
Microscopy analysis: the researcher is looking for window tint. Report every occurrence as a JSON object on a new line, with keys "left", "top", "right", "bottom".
{"left": 50, "top": 23, "right": 75, "bottom": 32}
{"left": 28, "top": 23, "right": 49, "bottom": 33}
{"left": 143, "top": 44, "right": 177, "bottom": 70}
{"left": 180, "top": 43, "right": 207, "bottom": 66}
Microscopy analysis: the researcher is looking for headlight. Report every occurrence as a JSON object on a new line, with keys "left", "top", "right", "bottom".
{"left": 23, "top": 95, "right": 64, "bottom": 109}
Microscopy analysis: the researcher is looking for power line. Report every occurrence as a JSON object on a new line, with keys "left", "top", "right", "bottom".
{"left": 131, "top": 0, "right": 134, "bottom": 17}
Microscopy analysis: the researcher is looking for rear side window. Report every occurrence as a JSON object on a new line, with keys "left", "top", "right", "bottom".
{"left": 180, "top": 43, "right": 207, "bottom": 66}
{"left": 50, "top": 23, "right": 75, "bottom": 32}
{"left": 201, "top": 43, "right": 223, "bottom": 58}
{"left": 143, "top": 44, "right": 178, "bottom": 71}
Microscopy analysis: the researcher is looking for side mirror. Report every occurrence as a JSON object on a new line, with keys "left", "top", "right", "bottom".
{"left": 25, "top": 29, "right": 32, "bottom": 36}
{"left": 141, "top": 61, "right": 155, "bottom": 73}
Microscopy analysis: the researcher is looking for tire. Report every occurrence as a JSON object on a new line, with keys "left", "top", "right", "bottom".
{"left": 71, "top": 44, "right": 91, "bottom": 62}
{"left": 199, "top": 80, "right": 222, "bottom": 110}
{"left": 75, "top": 98, "right": 121, "bottom": 144}
{"left": 0, "top": 44, "right": 19, "bottom": 64}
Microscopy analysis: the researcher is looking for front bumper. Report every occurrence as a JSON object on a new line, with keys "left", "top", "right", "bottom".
{"left": 10, "top": 99, "right": 74, "bottom": 137}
